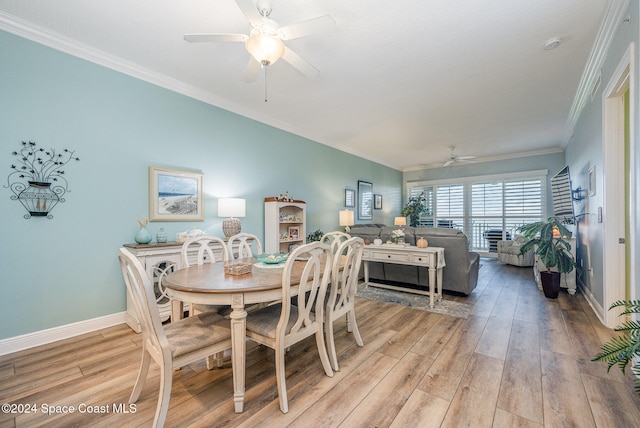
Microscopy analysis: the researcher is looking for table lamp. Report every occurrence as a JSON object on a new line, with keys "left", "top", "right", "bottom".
{"left": 339, "top": 209, "right": 354, "bottom": 232}
{"left": 218, "top": 198, "right": 246, "bottom": 238}
{"left": 394, "top": 216, "right": 407, "bottom": 227}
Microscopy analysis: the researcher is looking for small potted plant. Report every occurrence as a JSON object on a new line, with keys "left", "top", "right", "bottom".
{"left": 592, "top": 300, "right": 640, "bottom": 395}
{"left": 519, "top": 217, "right": 575, "bottom": 298}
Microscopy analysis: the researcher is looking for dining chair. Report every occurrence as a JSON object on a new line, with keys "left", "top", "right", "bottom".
{"left": 227, "top": 232, "right": 263, "bottom": 260}
{"left": 118, "top": 248, "right": 232, "bottom": 428}
{"left": 244, "top": 241, "right": 334, "bottom": 413}
{"left": 324, "top": 236, "right": 365, "bottom": 371}
{"left": 180, "top": 234, "right": 230, "bottom": 317}
{"left": 320, "top": 231, "right": 351, "bottom": 254}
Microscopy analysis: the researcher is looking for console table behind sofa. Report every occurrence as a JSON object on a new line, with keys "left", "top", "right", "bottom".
{"left": 350, "top": 225, "right": 480, "bottom": 295}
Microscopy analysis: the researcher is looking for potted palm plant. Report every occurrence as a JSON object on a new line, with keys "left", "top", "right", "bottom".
{"left": 519, "top": 217, "right": 575, "bottom": 298}
{"left": 592, "top": 300, "right": 640, "bottom": 395}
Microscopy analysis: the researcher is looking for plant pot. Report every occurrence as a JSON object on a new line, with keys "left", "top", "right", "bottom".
{"left": 540, "top": 271, "right": 561, "bottom": 299}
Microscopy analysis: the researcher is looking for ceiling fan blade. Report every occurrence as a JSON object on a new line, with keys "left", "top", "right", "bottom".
{"left": 184, "top": 33, "right": 247, "bottom": 43}
{"left": 243, "top": 57, "right": 261, "bottom": 82}
{"left": 457, "top": 159, "right": 476, "bottom": 164}
{"left": 282, "top": 47, "right": 320, "bottom": 78}
{"left": 457, "top": 155, "right": 476, "bottom": 160}
{"left": 235, "top": 0, "right": 263, "bottom": 26}
{"left": 443, "top": 160, "right": 454, "bottom": 167}
{"left": 279, "top": 15, "right": 336, "bottom": 40}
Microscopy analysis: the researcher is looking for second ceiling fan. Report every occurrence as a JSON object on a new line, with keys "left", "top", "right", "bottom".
{"left": 184, "top": 0, "right": 335, "bottom": 82}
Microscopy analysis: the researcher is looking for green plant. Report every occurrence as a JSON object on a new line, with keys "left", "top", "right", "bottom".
{"left": 592, "top": 300, "right": 640, "bottom": 395}
{"left": 519, "top": 217, "right": 575, "bottom": 273}
{"left": 306, "top": 228, "right": 324, "bottom": 242}
{"left": 400, "top": 192, "right": 427, "bottom": 227}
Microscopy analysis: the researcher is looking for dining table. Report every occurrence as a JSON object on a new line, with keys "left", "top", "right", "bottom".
{"left": 163, "top": 257, "right": 309, "bottom": 413}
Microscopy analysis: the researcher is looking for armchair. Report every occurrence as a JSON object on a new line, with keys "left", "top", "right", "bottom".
{"left": 497, "top": 235, "right": 534, "bottom": 267}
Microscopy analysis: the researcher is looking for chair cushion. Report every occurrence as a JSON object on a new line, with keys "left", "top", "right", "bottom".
{"left": 165, "top": 311, "right": 230, "bottom": 358}
{"left": 246, "top": 304, "right": 316, "bottom": 339}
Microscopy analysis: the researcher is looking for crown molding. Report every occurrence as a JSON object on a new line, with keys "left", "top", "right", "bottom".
{"left": 563, "top": 0, "right": 631, "bottom": 146}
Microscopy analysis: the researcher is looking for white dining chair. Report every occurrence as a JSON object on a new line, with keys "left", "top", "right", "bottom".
{"left": 180, "top": 234, "right": 230, "bottom": 317}
{"left": 227, "top": 232, "right": 263, "bottom": 260}
{"left": 320, "top": 231, "right": 351, "bottom": 254}
{"left": 244, "top": 241, "right": 334, "bottom": 413}
{"left": 324, "top": 236, "right": 365, "bottom": 371}
{"left": 118, "top": 248, "right": 231, "bottom": 428}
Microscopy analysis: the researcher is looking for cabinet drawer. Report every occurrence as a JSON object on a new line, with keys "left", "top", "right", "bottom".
{"left": 410, "top": 253, "right": 433, "bottom": 266}
{"left": 369, "top": 251, "right": 410, "bottom": 263}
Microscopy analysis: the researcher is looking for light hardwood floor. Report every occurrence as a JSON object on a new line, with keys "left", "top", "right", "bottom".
{"left": 1, "top": 258, "right": 640, "bottom": 427}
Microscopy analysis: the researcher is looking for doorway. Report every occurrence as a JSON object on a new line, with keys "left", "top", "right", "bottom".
{"left": 602, "top": 42, "right": 636, "bottom": 328}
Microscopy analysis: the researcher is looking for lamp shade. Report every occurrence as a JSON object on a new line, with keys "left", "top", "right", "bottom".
{"left": 245, "top": 30, "right": 285, "bottom": 65}
{"left": 339, "top": 209, "right": 354, "bottom": 227}
{"left": 394, "top": 216, "right": 407, "bottom": 226}
{"left": 218, "top": 198, "right": 246, "bottom": 218}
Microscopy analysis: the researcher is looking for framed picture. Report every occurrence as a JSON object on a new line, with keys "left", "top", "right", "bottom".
{"left": 149, "top": 167, "right": 204, "bottom": 221}
{"left": 288, "top": 226, "right": 300, "bottom": 240}
{"left": 345, "top": 188, "right": 355, "bottom": 208}
{"left": 588, "top": 165, "right": 596, "bottom": 196}
{"left": 358, "top": 180, "right": 373, "bottom": 220}
{"left": 374, "top": 194, "right": 382, "bottom": 210}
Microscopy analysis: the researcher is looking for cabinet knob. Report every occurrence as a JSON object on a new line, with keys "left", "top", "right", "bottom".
{"left": 387, "top": 255, "right": 391, "bottom": 258}
{"left": 418, "top": 257, "right": 422, "bottom": 261}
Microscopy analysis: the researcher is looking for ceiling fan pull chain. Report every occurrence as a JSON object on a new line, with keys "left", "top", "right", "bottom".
{"left": 264, "top": 64, "right": 268, "bottom": 102}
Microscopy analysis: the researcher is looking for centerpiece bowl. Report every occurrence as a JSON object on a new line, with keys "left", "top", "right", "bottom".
{"left": 255, "top": 253, "right": 289, "bottom": 264}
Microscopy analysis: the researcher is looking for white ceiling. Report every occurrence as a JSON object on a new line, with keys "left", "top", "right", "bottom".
{"left": 0, "top": 0, "right": 610, "bottom": 171}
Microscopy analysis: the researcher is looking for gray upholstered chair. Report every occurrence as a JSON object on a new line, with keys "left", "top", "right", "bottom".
{"left": 497, "top": 235, "right": 534, "bottom": 267}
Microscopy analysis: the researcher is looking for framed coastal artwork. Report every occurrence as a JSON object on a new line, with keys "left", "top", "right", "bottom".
{"left": 149, "top": 167, "right": 204, "bottom": 221}
{"left": 374, "top": 194, "right": 382, "bottom": 210}
{"left": 358, "top": 180, "right": 373, "bottom": 220}
{"left": 345, "top": 188, "right": 355, "bottom": 208}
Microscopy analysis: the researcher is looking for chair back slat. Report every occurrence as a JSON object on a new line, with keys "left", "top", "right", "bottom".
{"left": 181, "top": 235, "right": 228, "bottom": 267}
{"left": 320, "top": 231, "right": 351, "bottom": 255}
{"left": 227, "top": 232, "right": 263, "bottom": 260}
{"left": 281, "top": 242, "right": 332, "bottom": 340}
{"left": 118, "top": 248, "right": 170, "bottom": 360}
{"left": 328, "top": 237, "right": 365, "bottom": 316}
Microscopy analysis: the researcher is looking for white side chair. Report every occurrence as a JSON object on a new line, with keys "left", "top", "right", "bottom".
{"left": 118, "top": 248, "right": 231, "bottom": 428}
{"left": 227, "top": 232, "right": 263, "bottom": 260}
{"left": 320, "top": 231, "right": 351, "bottom": 254}
{"left": 244, "top": 242, "right": 334, "bottom": 413}
{"left": 325, "top": 236, "right": 365, "bottom": 370}
{"left": 180, "top": 235, "right": 230, "bottom": 317}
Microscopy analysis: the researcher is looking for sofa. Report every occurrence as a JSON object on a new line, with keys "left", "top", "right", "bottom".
{"left": 349, "top": 225, "right": 480, "bottom": 295}
{"left": 497, "top": 235, "right": 534, "bottom": 267}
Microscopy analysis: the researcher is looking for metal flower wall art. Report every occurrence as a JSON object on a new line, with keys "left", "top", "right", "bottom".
{"left": 6, "top": 140, "right": 80, "bottom": 219}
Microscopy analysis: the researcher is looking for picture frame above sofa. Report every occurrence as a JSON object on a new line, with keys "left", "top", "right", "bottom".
{"left": 358, "top": 180, "right": 373, "bottom": 220}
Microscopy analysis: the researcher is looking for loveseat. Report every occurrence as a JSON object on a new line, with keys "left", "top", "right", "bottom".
{"left": 349, "top": 225, "right": 480, "bottom": 295}
{"left": 497, "top": 235, "right": 534, "bottom": 267}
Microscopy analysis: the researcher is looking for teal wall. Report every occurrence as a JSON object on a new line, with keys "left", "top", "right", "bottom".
{"left": 0, "top": 30, "right": 402, "bottom": 340}
{"left": 565, "top": 0, "right": 640, "bottom": 307}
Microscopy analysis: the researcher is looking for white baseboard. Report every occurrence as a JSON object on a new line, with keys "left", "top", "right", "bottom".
{"left": 0, "top": 312, "right": 128, "bottom": 356}
{"left": 578, "top": 283, "right": 607, "bottom": 326}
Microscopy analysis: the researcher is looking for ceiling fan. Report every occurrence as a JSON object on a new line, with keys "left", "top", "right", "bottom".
{"left": 184, "top": 0, "right": 335, "bottom": 83}
{"left": 443, "top": 146, "right": 476, "bottom": 167}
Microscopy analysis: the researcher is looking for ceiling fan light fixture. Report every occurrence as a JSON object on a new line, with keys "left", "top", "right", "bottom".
{"left": 245, "top": 31, "right": 285, "bottom": 65}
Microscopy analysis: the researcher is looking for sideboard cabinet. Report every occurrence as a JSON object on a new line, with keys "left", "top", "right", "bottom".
{"left": 121, "top": 240, "right": 228, "bottom": 332}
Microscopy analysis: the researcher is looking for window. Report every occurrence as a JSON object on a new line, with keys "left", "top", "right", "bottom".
{"left": 407, "top": 171, "right": 546, "bottom": 253}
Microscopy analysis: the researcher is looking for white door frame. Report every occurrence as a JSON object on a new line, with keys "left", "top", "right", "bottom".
{"left": 602, "top": 42, "right": 636, "bottom": 328}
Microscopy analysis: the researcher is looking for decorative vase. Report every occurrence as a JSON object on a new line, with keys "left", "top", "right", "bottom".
{"left": 417, "top": 237, "right": 428, "bottom": 248}
{"left": 135, "top": 226, "right": 153, "bottom": 244}
{"left": 156, "top": 228, "right": 168, "bottom": 243}
{"left": 540, "top": 271, "right": 561, "bottom": 299}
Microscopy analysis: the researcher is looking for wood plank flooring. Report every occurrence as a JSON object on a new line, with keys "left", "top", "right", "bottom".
{"left": 1, "top": 258, "right": 640, "bottom": 427}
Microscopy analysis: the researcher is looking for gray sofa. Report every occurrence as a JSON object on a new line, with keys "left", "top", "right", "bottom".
{"left": 349, "top": 225, "right": 480, "bottom": 295}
